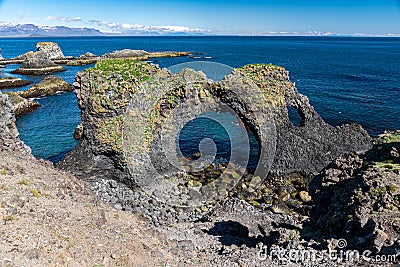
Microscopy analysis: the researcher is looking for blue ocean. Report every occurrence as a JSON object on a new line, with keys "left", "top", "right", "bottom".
{"left": 0, "top": 36, "right": 399, "bottom": 163}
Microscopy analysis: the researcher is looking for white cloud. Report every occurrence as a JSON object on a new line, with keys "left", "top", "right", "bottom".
{"left": 150, "top": 25, "right": 208, "bottom": 33}
{"left": 87, "top": 19, "right": 209, "bottom": 34}
{"left": 45, "top": 16, "right": 82, "bottom": 22}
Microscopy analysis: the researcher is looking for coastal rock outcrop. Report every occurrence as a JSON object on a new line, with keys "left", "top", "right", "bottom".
{"left": 11, "top": 51, "right": 66, "bottom": 75}
{"left": 102, "top": 49, "right": 190, "bottom": 60}
{"left": 0, "top": 91, "right": 31, "bottom": 154}
{"left": 305, "top": 131, "right": 400, "bottom": 254}
{"left": 66, "top": 52, "right": 99, "bottom": 66}
{"left": 18, "top": 75, "right": 73, "bottom": 98}
{"left": 0, "top": 77, "right": 31, "bottom": 89}
{"left": 5, "top": 92, "right": 41, "bottom": 117}
{"left": 36, "top": 42, "right": 65, "bottom": 60}
{"left": 59, "top": 59, "right": 371, "bottom": 218}
{"left": 102, "top": 49, "right": 149, "bottom": 58}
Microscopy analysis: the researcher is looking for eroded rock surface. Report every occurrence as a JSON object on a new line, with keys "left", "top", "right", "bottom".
{"left": 18, "top": 75, "right": 73, "bottom": 98}
{"left": 0, "top": 91, "right": 31, "bottom": 154}
{"left": 5, "top": 92, "right": 41, "bottom": 117}
{"left": 36, "top": 41, "right": 65, "bottom": 60}
{"left": 11, "top": 51, "right": 66, "bottom": 75}
{"left": 0, "top": 77, "right": 31, "bottom": 89}
{"left": 58, "top": 60, "right": 372, "bottom": 219}
{"left": 102, "top": 49, "right": 149, "bottom": 58}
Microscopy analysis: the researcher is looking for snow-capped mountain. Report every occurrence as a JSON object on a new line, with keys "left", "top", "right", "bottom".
{"left": 0, "top": 23, "right": 103, "bottom": 37}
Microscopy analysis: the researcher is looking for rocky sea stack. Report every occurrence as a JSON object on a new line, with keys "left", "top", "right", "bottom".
{"left": 11, "top": 51, "right": 66, "bottom": 75}
{"left": 59, "top": 59, "right": 371, "bottom": 218}
{"left": 36, "top": 41, "right": 65, "bottom": 60}
{"left": 11, "top": 42, "right": 66, "bottom": 75}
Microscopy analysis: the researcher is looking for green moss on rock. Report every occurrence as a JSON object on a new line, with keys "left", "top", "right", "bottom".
{"left": 237, "top": 64, "right": 293, "bottom": 108}
{"left": 95, "top": 116, "right": 124, "bottom": 151}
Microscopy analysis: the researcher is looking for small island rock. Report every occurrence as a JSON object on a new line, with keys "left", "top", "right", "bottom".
{"left": 11, "top": 51, "right": 66, "bottom": 75}
{"left": 18, "top": 76, "right": 73, "bottom": 98}
{"left": 0, "top": 77, "right": 32, "bottom": 89}
{"left": 36, "top": 42, "right": 65, "bottom": 60}
{"left": 102, "top": 49, "right": 149, "bottom": 58}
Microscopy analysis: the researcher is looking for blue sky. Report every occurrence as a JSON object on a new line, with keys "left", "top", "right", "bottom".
{"left": 0, "top": 0, "right": 399, "bottom": 35}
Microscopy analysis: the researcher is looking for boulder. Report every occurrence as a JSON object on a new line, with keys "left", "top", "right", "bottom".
{"left": 36, "top": 42, "right": 65, "bottom": 60}
{"left": 18, "top": 76, "right": 73, "bottom": 98}
{"left": 0, "top": 77, "right": 31, "bottom": 89}
{"left": 74, "top": 123, "right": 83, "bottom": 140}
{"left": 11, "top": 51, "right": 66, "bottom": 75}
{"left": 5, "top": 92, "right": 40, "bottom": 117}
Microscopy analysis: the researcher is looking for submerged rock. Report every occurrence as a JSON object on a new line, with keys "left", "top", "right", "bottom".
{"left": 0, "top": 77, "right": 31, "bottom": 89}
{"left": 11, "top": 51, "right": 66, "bottom": 75}
{"left": 5, "top": 92, "right": 40, "bottom": 117}
{"left": 18, "top": 76, "right": 73, "bottom": 98}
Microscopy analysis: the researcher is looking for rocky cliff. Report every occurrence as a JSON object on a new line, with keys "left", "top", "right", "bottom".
{"left": 0, "top": 91, "right": 31, "bottom": 154}
{"left": 58, "top": 59, "right": 371, "bottom": 213}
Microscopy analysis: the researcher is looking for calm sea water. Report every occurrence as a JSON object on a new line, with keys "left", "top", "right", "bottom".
{"left": 0, "top": 36, "right": 399, "bottom": 162}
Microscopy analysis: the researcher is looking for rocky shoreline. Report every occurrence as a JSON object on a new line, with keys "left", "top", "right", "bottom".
{"left": 0, "top": 42, "right": 192, "bottom": 116}
{"left": 0, "top": 42, "right": 192, "bottom": 75}
{"left": 57, "top": 58, "right": 398, "bottom": 265}
{"left": 0, "top": 43, "right": 399, "bottom": 266}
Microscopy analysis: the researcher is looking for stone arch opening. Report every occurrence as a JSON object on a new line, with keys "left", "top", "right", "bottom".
{"left": 288, "top": 106, "right": 306, "bottom": 127}
{"left": 177, "top": 110, "right": 261, "bottom": 175}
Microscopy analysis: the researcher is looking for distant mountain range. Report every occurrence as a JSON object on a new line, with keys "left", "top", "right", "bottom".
{"left": 0, "top": 23, "right": 104, "bottom": 37}
{"left": 0, "top": 22, "right": 398, "bottom": 37}
{"left": 0, "top": 22, "right": 208, "bottom": 37}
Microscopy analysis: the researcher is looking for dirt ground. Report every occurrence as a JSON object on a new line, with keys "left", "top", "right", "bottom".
{"left": 0, "top": 150, "right": 175, "bottom": 267}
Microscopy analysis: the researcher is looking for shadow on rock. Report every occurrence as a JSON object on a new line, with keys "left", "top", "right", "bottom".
{"left": 205, "top": 220, "right": 280, "bottom": 248}
{"left": 302, "top": 135, "right": 400, "bottom": 255}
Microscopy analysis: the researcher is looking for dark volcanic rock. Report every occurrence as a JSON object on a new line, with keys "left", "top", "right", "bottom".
{"left": 305, "top": 132, "right": 400, "bottom": 254}
{"left": 18, "top": 76, "right": 73, "bottom": 98}
{"left": 58, "top": 60, "right": 371, "bottom": 218}
{"left": 0, "top": 91, "right": 31, "bottom": 154}
{"left": 223, "top": 64, "right": 372, "bottom": 175}
{"left": 11, "top": 51, "right": 66, "bottom": 75}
